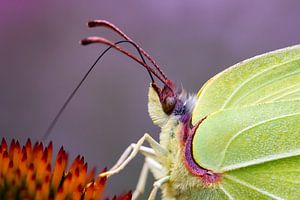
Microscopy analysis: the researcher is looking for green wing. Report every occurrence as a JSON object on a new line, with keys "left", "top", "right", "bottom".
{"left": 192, "top": 45, "right": 300, "bottom": 124}
{"left": 192, "top": 100, "right": 300, "bottom": 199}
{"left": 222, "top": 155, "right": 300, "bottom": 200}
{"left": 193, "top": 100, "right": 300, "bottom": 172}
{"left": 191, "top": 45, "right": 300, "bottom": 199}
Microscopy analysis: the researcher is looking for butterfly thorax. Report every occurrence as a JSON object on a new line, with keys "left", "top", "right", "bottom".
{"left": 148, "top": 85, "right": 221, "bottom": 199}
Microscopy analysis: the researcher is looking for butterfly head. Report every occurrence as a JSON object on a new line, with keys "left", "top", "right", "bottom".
{"left": 80, "top": 20, "right": 197, "bottom": 125}
{"left": 151, "top": 80, "right": 177, "bottom": 115}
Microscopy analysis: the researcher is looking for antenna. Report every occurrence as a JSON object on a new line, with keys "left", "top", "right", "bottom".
{"left": 87, "top": 20, "right": 168, "bottom": 80}
{"left": 42, "top": 40, "right": 153, "bottom": 140}
{"left": 43, "top": 20, "right": 173, "bottom": 140}
{"left": 81, "top": 37, "right": 168, "bottom": 85}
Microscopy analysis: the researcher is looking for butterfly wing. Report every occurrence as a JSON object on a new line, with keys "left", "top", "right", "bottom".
{"left": 191, "top": 45, "right": 300, "bottom": 199}
{"left": 193, "top": 100, "right": 300, "bottom": 199}
{"left": 192, "top": 45, "right": 300, "bottom": 124}
{"left": 221, "top": 155, "right": 300, "bottom": 199}
{"left": 193, "top": 100, "right": 300, "bottom": 171}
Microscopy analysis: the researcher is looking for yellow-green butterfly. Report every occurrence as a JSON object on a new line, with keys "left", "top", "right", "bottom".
{"left": 79, "top": 20, "right": 300, "bottom": 200}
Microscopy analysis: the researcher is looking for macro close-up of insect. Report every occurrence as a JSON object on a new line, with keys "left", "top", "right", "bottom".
{"left": 76, "top": 20, "right": 299, "bottom": 200}
{"left": 1, "top": 1, "right": 300, "bottom": 200}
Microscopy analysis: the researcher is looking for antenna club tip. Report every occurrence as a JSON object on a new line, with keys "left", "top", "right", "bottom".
{"left": 87, "top": 21, "right": 97, "bottom": 28}
{"left": 80, "top": 38, "right": 93, "bottom": 45}
{"left": 87, "top": 20, "right": 108, "bottom": 28}
{"left": 80, "top": 39, "right": 87, "bottom": 45}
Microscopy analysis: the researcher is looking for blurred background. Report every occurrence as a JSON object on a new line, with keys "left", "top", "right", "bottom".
{"left": 0, "top": 0, "right": 300, "bottom": 198}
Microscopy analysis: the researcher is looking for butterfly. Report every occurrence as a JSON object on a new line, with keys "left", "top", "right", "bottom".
{"left": 80, "top": 20, "right": 300, "bottom": 200}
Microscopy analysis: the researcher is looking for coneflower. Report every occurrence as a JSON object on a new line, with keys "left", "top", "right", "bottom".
{"left": 0, "top": 138, "right": 131, "bottom": 200}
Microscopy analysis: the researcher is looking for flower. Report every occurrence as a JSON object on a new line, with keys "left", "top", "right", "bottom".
{"left": 0, "top": 138, "right": 131, "bottom": 200}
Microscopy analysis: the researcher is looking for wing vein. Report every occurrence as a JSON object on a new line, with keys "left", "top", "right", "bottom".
{"left": 221, "top": 150, "right": 300, "bottom": 171}
{"left": 221, "top": 57, "right": 300, "bottom": 109}
{"left": 224, "top": 175, "right": 284, "bottom": 200}
{"left": 219, "top": 112, "right": 300, "bottom": 168}
{"left": 231, "top": 71, "right": 300, "bottom": 106}
{"left": 273, "top": 88, "right": 300, "bottom": 101}
{"left": 254, "top": 83, "right": 300, "bottom": 104}
{"left": 219, "top": 184, "right": 234, "bottom": 200}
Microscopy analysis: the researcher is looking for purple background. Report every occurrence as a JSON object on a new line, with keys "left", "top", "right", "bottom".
{"left": 1, "top": 0, "right": 300, "bottom": 197}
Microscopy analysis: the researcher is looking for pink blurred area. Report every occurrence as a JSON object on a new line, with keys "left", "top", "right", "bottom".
{"left": 1, "top": 0, "right": 300, "bottom": 197}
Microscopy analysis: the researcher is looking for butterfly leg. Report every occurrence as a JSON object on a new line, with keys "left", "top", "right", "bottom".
{"left": 132, "top": 157, "right": 165, "bottom": 200}
{"left": 110, "top": 145, "right": 155, "bottom": 171}
{"left": 148, "top": 176, "right": 170, "bottom": 200}
{"left": 100, "top": 133, "right": 166, "bottom": 177}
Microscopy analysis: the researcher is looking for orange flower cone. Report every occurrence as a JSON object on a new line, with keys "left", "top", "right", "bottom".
{"left": 0, "top": 138, "right": 131, "bottom": 200}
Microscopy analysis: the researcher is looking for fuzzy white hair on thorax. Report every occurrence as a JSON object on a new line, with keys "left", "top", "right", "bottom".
{"left": 183, "top": 94, "right": 197, "bottom": 114}
{"left": 177, "top": 86, "right": 198, "bottom": 115}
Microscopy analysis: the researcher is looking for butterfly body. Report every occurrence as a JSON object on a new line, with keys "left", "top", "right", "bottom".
{"left": 148, "top": 86, "right": 224, "bottom": 200}
{"left": 81, "top": 21, "right": 300, "bottom": 199}
{"left": 146, "top": 45, "right": 300, "bottom": 199}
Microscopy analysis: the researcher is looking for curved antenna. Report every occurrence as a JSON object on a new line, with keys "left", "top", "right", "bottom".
{"left": 87, "top": 20, "right": 168, "bottom": 80}
{"left": 42, "top": 40, "right": 153, "bottom": 140}
{"left": 81, "top": 36, "right": 168, "bottom": 85}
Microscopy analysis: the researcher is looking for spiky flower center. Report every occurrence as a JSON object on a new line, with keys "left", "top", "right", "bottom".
{"left": 0, "top": 138, "right": 131, "bottom": 200}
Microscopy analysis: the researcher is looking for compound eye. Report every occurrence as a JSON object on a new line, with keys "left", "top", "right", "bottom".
{"left": 162, "top": 96, "right": 176, "bottom": 115}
